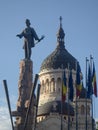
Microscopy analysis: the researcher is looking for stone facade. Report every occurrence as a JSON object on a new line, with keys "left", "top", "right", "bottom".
{"left": 36, "top": 68, "right": 95, "bottom": 130}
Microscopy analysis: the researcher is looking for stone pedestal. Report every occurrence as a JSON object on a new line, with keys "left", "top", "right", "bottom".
{"left": 15, "top": 59, "right": 34, "bottom": 130}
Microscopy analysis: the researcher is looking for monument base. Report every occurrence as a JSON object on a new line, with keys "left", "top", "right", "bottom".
{"left": 14, "top": 59, "right": 34, "bottom": 130}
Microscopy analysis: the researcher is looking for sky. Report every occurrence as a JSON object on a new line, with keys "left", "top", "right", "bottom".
{"left": 0, "top": 0, "right": 98, "bottom": 130}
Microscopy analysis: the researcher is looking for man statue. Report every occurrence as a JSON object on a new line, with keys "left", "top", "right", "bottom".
{"left": 17, "top": 19, "right": 44, "bottom": 59}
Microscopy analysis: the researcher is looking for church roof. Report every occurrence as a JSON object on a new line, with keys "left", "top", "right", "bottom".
{"left": 37, "top": 101, "right": 74, "bottom": 116}
{"left": 40, "top": 46, "right": 77, "bottom": 71}
{"left": 40, "top": 17, "right": 79, "bottom": 72}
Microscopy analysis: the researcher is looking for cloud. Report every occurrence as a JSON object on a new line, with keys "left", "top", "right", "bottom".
{"left": 0, "top": 95, "right": 17, "bottom": 130}
{"left": 0, "top": 106, "right": 11, "bottom": 130}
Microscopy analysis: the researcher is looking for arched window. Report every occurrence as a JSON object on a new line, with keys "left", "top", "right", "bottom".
{"left": 45, "top": 79, "right": 49, "bottom": 93}
{"left": 41, "top": 116, "right": 43, "bottom": 121}
{"left": 81, "top": 105, "right": 85, "bottom": 115}
{"left": 51, "top": 78, "right": 55, "bottom": 92}
{"left": 57, "top": 78, "right": 61, "bottom": 93}
{"left": 64, "top": 116, "right": 66, "bottom": 120}
{"left": 87, "top": 105, "right": 90, "bottom": 115}
{"left": 41, "top": 80, "right": 44, "bottom": 94}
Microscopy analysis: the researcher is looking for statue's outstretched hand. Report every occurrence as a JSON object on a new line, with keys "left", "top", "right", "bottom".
{"left": 16, "top": 34, "right": 22, "bottom": 38}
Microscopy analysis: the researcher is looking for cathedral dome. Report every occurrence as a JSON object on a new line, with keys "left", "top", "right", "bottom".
{"left": 40, "top": 45, "right": 77, "bottom": 71}
{"left": 40, "top": 17, "right": 77, "bottom": 72}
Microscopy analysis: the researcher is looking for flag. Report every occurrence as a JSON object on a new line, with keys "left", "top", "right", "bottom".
{"left": 76, "top": 63, "right": 82, "bottom": 97}
{"left": 87, "top": 64, "right": 93, "bottom": 98}
{"left": 68, "top": 71, "right": 74, "bottom": 101}
{"left": 62, "top": 71, "right": 67, "bottom": 102}
{"left": 92, "top": 62, "right": 97, "bottom": 97}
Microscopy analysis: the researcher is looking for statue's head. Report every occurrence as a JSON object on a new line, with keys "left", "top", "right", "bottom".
{"left": 25, "top": 19, "right": 31, "bottom": 26}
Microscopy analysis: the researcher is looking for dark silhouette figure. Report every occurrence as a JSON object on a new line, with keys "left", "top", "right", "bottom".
{"left": 17, "top": 19, "right": 44, "bottom": 59}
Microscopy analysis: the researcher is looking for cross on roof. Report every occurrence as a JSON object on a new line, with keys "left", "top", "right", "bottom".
{"left": 59, "top": 16, "right": 62, "bottom": 28}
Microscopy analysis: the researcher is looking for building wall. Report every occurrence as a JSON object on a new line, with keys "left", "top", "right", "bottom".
{"left": 36, "top": 68, "right": 94, "bottom": 130}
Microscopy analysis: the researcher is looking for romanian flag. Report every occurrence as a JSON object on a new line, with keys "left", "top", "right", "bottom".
{"left": 87, "top": 64, "right": 93, "bottom": 98}
{"left": 92, "top": 62, "right": 97, "bottom": 97}
{"left": 62, "top": 71, "right": 67, "bottom": 102}
{"left": 76, "top": 63, "right": 82, "bottom": 97}
{"left": 68, "top": 71, "right": 74, "bottom": 101}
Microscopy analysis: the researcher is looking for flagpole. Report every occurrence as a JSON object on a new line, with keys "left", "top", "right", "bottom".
{"left": 2, "top": 80, "right": 14, "bottom": 130}
{"left": 34, "top": 84, "right": 41, "bottom": 130}
{"left": 61, "top": 65, "right": 63, "bottom": 130}
{"left": 90, "top": 55, "right": 93, "bottom": 130}
{"left": 75, "top": 61, "right": 78, "bottom": 130}
{"left": 23, "top": 74, "right": 39, "bottom": 130}
{"left": 61, "top": 103, "right": 63, "bottom": 130}
{"left": 75, "top": 88, "right": 78, "bottom": 130}
{"left": 67, "top": 64, "right": 70, "bottom": 130}
{"left": 85, "top": 57, "right": 89, "bottom": 130}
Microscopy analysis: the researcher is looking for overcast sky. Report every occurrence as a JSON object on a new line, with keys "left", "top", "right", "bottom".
{"left": 0, "top": 1, "right": 98, "bottom": 130}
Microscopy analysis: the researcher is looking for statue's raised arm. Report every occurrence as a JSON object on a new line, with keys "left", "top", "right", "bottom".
{"left": 17, "top": 19, "right": 44, "bottom": 60}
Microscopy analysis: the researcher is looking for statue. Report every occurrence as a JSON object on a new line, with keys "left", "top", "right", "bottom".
{"left": 17, "top": 19, "right": 44, "bottom": 59}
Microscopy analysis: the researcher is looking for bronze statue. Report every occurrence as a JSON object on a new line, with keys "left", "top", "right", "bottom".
{"left": 17, "top": 19, "right": 44, "bottom": 59}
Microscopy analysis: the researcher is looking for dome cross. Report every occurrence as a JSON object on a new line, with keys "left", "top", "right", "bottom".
{"left": 59, "top": 16, "right": 62, "bottom": 28}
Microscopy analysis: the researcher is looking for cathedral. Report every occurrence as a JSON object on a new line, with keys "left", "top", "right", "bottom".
{"left": 36, "top": 17, "right": 95, "bottom": 130}
{"left": 12, "top": 17, "right": 96, "bottom": 130}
